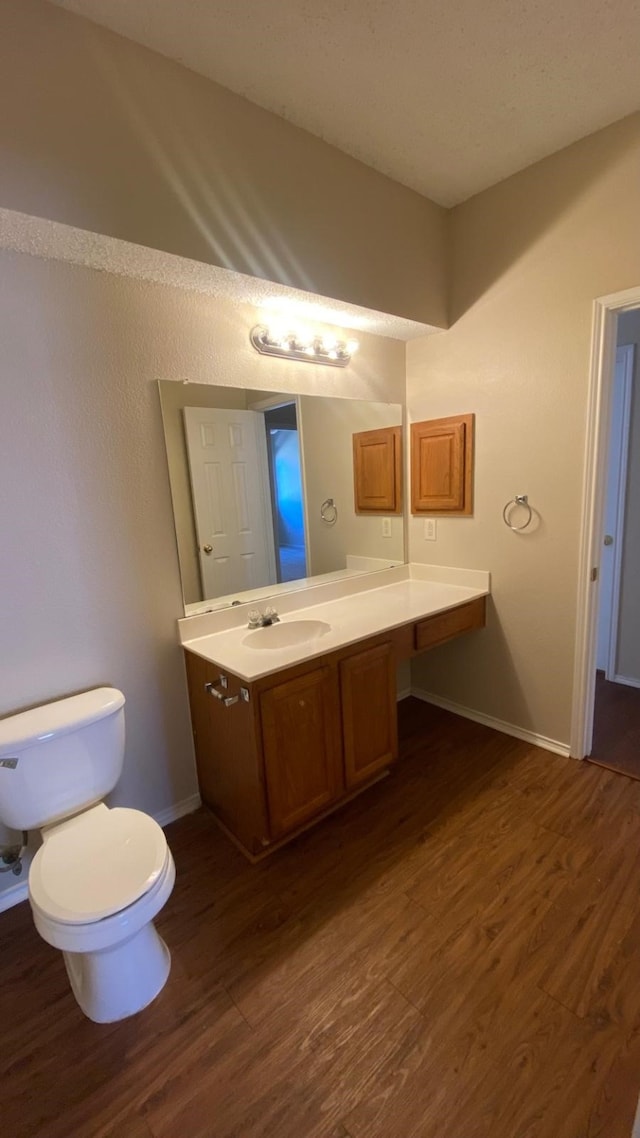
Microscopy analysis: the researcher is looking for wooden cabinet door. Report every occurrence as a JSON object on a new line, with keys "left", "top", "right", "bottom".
{"left": 353, "top": 425, "right": 402, "bottom": 512}
{"left": 411, "top": 414, "right": 474, "bottom": 514}
{"left": 340, "top": 642, "right": 397, "bottom": 789}
{"left": 260, "top": 666, "right": 343, "bottom": 839}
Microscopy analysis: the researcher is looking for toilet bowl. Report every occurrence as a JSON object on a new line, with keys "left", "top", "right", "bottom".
{"left": 0, "top": 687, "right": 176, "bottom": 1023}
{"left": 29, "top": 803, "right": 176, "bottom": 1022}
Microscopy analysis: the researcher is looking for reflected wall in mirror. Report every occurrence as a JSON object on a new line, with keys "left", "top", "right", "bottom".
{"left": 158, "top": 381, "right": 405, "bottom": 613}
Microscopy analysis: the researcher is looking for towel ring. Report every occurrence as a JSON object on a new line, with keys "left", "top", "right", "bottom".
{"left": 320, "top": 497, "right": 338, "bottom": 526}
{"left": 503, "top": 494, "right": 533, "bottom": 531}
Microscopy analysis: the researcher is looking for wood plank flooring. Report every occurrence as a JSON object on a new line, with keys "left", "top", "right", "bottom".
{"left": 3, "top": 697, "right": 640, "bottom": 1138}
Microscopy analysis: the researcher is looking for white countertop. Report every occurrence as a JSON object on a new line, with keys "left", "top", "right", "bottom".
{"left": 181, "top": 567, "right": 489, "bottom": 682}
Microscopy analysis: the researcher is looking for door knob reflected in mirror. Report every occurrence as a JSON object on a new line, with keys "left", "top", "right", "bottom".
{"left": 603, "top": 535, "right": 614, "bottom": 546}
{"left": 202, "top": 544, "right": 213, "bottom": 554}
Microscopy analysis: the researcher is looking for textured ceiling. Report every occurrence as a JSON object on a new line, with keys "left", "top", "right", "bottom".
{"left": 49, "top": 0, "right": 640, "bottom": 206}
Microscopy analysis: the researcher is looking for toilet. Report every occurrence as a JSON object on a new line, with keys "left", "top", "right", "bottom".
{"left": 0, "top": 687, "right": 175, "bottom": 1023}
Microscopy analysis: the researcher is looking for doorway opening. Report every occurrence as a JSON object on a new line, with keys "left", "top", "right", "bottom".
{"left": 263, "top": 403, "right": 308, "bottom": 584}
{"left": 590, "top": 323, "right": 640, "bottom": 778}
{"left": 572, "top": 288, "right": 640, "bottom": 773}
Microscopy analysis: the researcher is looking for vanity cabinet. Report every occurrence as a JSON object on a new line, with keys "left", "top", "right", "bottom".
{"left": 184, "top": 631, "right": 402, "bottom": 858}
{"left": 184, "top": 595, "right": 486, "bottom": 860}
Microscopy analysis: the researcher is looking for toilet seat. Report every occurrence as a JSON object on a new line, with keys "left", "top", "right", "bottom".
{"left": 30, "top": 848, "right": 175, "bottom": 955}
{"left": 29, "top": 803, "right": 168, "bottom": 924}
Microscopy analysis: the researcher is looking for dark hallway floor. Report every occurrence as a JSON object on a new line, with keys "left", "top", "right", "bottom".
{"left": 589, "top": 670, "right": 640, "bottom": 780}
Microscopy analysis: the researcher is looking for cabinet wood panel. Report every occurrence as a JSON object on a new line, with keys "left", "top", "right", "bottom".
{"left": 184, "top": 653, "right": 269, "bottom": 852}
{"left": 411, "top": 414, "right": 474, "bottom": 514}
{"left": 340, "top": 642, "right": 398, "bottom": 789}
{"left": 260, "top": 666, "right": 343, "bottom": 839}
{"left": 353, "top": 425, "right": 402, "bottom": 513}
{"left": 415, "top": 596, "right": 486, "bottom": 652}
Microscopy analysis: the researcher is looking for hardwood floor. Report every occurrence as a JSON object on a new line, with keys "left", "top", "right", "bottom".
{"left": 3, "top": 697, "right": 640, "bottom": 1138}
{"left": 590, "top": 670, "right": 640, "bottom": 781}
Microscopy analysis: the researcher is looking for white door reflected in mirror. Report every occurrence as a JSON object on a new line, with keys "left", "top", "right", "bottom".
{"left": 184, "top": 407, "right": 277, "bottom": 600}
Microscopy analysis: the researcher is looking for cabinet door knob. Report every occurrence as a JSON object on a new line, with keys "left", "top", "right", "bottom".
{"left": 603, "top": 534, "right": 614, "bottom": 546}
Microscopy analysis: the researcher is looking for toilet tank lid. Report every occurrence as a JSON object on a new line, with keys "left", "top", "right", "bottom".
{"left": 0, "top": 688, "right": 125, "bottom": 754}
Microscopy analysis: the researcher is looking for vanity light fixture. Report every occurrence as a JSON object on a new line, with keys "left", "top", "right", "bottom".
{"left": 250, "top": 324, "right": 359, "bottom": 367}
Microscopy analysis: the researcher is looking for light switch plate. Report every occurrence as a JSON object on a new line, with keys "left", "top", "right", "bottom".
{"left": 424, "top": 518, "right": 437, "bottom": 541}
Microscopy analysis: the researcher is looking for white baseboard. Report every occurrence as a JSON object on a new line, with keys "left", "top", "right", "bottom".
{"left": 153, "top": 792, "right": 202, "bottom": 829}
{"left": 397, "top": 686, "right": 412, "bottom": 701}
{"left": 410, "top": 687, "right": 571, "bottom": 758}
{"left": 610, "top": 673, "right": 640, "bottom": 690}
{"left": 0, "top": 878, "right": 28, "bottom": 914}
{"left": 0, "top": 793, "right": 202, "bottom": 915}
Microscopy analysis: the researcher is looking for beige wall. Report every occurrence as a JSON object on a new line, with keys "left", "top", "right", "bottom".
{"left": 0, "top": 248, "right": 405, "bottom": 880}
{"left": 615, "top": 309, "right": 640, "bottom": 681}
{"left": 298, "top": 397, "right": 404, "bottom": 576}
{"left": 408, "top": 114, "right": 640, "bottom": 746}
{"left": 0, "top": 0, "right": 447, "bottom": 327}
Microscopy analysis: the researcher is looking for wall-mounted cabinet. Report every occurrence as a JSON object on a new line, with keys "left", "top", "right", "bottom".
{"left": 411, "top": 414, "right": 474, "bottom": 515}
{"left": 353, "top": 425, "right": 402, "bottom": 513}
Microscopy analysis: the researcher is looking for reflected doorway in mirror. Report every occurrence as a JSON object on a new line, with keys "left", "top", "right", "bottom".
{"left": 262, "top": 402, "right": 308, "bottom": 584}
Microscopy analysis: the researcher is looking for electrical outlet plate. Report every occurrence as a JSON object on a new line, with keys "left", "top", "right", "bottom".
{"left": 424, "top": 518, "right": 437, "bottom": 541}
{"left": 381, "top": 517, "right": 392, "bottom": 538}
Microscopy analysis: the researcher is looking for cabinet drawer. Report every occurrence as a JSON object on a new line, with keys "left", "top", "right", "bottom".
{"left": 415, "top": 597, "right": 486, "bottom": 652}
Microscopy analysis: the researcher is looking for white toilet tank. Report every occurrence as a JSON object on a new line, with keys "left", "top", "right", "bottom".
{"left": 0, "top": 688, "right": 126, "bottom": 831}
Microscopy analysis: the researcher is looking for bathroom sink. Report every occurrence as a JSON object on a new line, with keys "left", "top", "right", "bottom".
{"left": 243, "top": 619, "right": 331, "bottom": 651}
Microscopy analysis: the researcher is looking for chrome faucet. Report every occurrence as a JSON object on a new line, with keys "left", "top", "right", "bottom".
{"left": 247, "top": 606, "right": 280, "bottom": 629}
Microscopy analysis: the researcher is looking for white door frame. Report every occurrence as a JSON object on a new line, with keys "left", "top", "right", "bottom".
{"left": 571, "top": 286, "right": 640, "bottom": 758}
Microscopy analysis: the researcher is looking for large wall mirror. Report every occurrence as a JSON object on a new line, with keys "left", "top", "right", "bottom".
{"left": 159, "top": 380, "right": 406, "bottom": 614}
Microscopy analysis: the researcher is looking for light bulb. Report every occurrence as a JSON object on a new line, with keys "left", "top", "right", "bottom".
{"left": 346, "top": 339, "right": 359, "bottom": 354}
